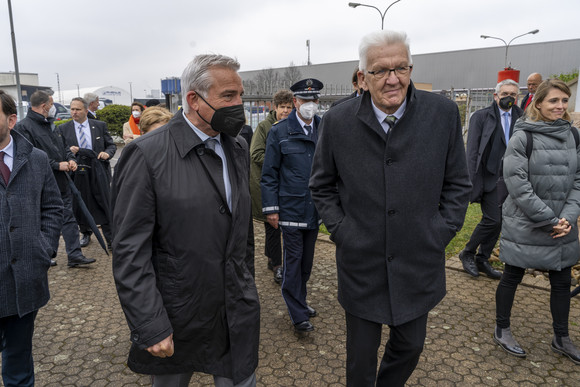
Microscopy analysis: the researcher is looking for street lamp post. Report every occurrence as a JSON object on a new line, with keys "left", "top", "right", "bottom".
{"left": 348, "top": 0, "right": 402, "bottom": 30}
{"left": 480, "top": 29, "right": 539, "bottom": 69}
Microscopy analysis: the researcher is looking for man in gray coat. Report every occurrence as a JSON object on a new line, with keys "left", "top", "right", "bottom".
{"left": 0, "top": 90, "right": 63, "bottom": 386}
{"left": 112, "top": 55, "right": 259, "bottom": 387}
{"left": 309, "top": 30, "right": 471, "bottom": 386}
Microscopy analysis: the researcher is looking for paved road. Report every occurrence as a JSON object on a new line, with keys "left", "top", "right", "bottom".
{"left": 3, "top": 222, "right": 580, "bottom": 386}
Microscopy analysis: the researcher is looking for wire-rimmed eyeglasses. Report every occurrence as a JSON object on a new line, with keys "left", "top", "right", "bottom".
{"left": 367, "top": 65, "right": 412, "bottom": 79}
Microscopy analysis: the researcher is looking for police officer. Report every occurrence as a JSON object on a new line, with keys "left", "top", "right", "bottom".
{"left": 261, "top": 78, "right": 323, "bottom": 332}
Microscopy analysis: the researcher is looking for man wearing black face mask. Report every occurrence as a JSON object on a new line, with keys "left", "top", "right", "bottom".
{"left": 111, "top": 54, "right": 259, "bottom": 386}
{"left": 461, "top": 79, "right": 523, "bottom": 279}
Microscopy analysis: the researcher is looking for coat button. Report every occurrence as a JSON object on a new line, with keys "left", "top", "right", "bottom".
{"left": 9, "top": 226, "right": 15, "bottom": 232}
{"left": 132, "top": 333, "right": 139, "bottom": 341}
{"left": 388, "top": 209, "right": 396, "bottom": 216}
{"left": 387, "top": 256, "right": 394, "bottom": 262}
{"left": 386, "top": 159, "right": 393, "bottom": 166}
{"left": 11, "top": 259, "right": 16, "bottom": 264}
{"left": 219, "top": 205, "right": 226, "bottom": 214}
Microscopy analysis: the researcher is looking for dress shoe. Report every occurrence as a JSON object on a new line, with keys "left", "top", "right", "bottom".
{"left": 307, "top": 305, "right": 317, "bottom": 318}
{"left": 459, "top": 250, "right": 479, "bottom": 277}
{"left": 274, "top": 267, "right": 283, "bottom": 284}
{"left": 68, "top": 256, "right": 96, "bottom": 268}
{"left": 80, "top": 233, "right": 91, "bottom": 247}
{"left": 551, "top": 335, "right": 580, "bottom": 364}
{"left": 50, "top": 259, "right": 57, "bottom": 267}
{"left": 267, "top": 259, "right": 273, "bottom": 271}
{"left": 494, "top": 326, "right": 526, "bottom": 357}
{"left": 294, "top": 320, "right": 314, "bottom": 333}
{"left": 476, "top": 259, "right": 502, "bottom": 279}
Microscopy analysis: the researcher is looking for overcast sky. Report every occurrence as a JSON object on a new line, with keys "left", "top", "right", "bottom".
{"left": 1, "top": 0, "right": 579, "bottom": 98}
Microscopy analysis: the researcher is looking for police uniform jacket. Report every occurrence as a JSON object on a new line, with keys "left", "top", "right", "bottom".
{"left": 309, "top": 82, "right": 471, "bottom": 326}
{"left": 111, "top": 112, "right": 259, "bottom": 383}
{"left": 261, "top": 110, "right": 321, "bottom": 230}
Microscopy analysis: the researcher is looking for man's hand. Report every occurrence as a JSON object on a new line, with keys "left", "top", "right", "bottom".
{"left": 97, "top": 152, "right": 110, "bottom": 160}
{"left": 58, "top": 161, "right": 71, "bottom": 171}
{"left": 146, "top": 334, "right": 174, "bottom": 358}
{"left": 69, "top": 160, "right": 78, "bottom": 172}
{"left": 70, "top": 145, "right": 79, "bottom": 155}
{"left": 267, "top": 213, "right": 279, "bottom": 229}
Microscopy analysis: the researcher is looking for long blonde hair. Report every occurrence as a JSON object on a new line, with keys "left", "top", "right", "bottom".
{"left": 526, "top": 78, "right": 571, "bottom": 122}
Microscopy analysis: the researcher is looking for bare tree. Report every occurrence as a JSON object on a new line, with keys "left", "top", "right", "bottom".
{"left": 254, "top": 68, "right": 280, "bottom": 95}
{"left": 283, "top": 62, "right": 302, "bottom": 89}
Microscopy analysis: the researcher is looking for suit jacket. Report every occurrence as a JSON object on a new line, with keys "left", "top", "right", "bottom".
{"left": 309, "top": 82, "right": 471, "bottom": 326}
{"left": 111, "top": 112, "right": 259, "bottom": 383}
{"left": 87, "top": 111, "right": 96, "bottom": 120}
{"left": 520, "top": 93, "right": 531, "bottom": 110}
{"left": 59, "top": 118, "right": 116, "bottom": 177}
{"left": 0, "top": 130, "right": 63, "bottom": 318}
{"left": 14, "top": 109, "right": 75, "bottom": 193}
{"left": 466, "top": 103, "right": 523, "bottom": 202}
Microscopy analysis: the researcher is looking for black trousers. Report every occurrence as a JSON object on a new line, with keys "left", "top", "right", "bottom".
{"left": 496, "top": 263, "right": 571, "bottom": 337}
{"left": 80, "top": 222, "right": 112, "bottom": 245}
{"left": 0, "top": 311, "right": 38, "bottom": 387}
{"left": 465, "top": 187, "right": 501, "bottom": 261}
{"left": 345, "top": 311, "right": 428, "bottom": 387}
{"left": 264, "top": 222, "right": 282, "bottom": 268}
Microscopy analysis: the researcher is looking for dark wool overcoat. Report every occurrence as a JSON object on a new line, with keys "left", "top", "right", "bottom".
{"left": 0, "top": 130, "right": 63, "bottom": 318}
{"left": 111, "top": 112, "right": 259, "bottom": 383}
{"left": 309, "top": 82, "right": 471, "bottom": 326}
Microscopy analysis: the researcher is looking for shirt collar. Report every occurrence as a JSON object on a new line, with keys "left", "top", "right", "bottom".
{"left": 295, "top": 111, "right": 312, "bottom": 131}
{"left": 371, "top": 98, "right": 407, "bottom": 124}
{"left": 0, "top": 134, "right": 14, "bottom": 158}
{"left": 182, "top": 110, "right": 221, "bottom": 143}
{"left": 75, "top": 119, "right": 89, "bottom": 129}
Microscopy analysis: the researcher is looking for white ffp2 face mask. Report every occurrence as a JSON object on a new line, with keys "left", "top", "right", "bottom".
{"left": 48, "top": 105, "right": 57, "bottom": 118}
{"left": 132, "top": 110, "right": 141, "bottom": 119}
{"left": 299, "top": 102, "right": 318, "bottom": 120}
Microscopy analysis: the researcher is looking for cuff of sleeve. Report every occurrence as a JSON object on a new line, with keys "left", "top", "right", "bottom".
{"left": 130, "top": 313, "right": 173, "bottom": 350}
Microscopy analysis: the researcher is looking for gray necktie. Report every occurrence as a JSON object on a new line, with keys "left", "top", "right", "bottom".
{"left": 304, "top": 125, "right": 312, "bottom": 137}
{"left": 385, "top": 115, "right": 397, "bottom": 128}
{"left": 78, "top": 124, "right": 89, "bottom": 149}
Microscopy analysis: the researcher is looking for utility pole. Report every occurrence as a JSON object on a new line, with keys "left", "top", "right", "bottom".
{"left": 306, "top": 40, "right": 312, "bottom": 65}
{"left": 56, "top": 73, "right": 62, "bottom": 103}
{"left": 7, "top": 0, "right": 24, "bottom": 119}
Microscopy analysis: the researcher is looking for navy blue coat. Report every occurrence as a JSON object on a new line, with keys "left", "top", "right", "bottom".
{"left": 0, "top": 130, "right": 63, "bottom": 318}
{"left": 261, "top": 110, "right": 321, "bottom": 229}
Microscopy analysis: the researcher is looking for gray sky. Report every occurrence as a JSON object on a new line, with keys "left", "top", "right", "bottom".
{"left": 2, "top": 0, "right": 579, "bottom": 99}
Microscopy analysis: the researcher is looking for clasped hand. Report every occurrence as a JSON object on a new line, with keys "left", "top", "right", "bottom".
{"left": 551, "top": 218, "right": 571, "bottom": 239}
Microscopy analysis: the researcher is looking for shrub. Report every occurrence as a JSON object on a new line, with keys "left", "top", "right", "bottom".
{"left": 54, "top": 119, "right": 72, "bottom": 127}
{"left": 96, "top": 104, "right": 131, "bottom": 137}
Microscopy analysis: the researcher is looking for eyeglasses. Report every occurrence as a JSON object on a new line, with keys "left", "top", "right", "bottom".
{"left": 367, "top": 65, "right": 412, "bottom": 79}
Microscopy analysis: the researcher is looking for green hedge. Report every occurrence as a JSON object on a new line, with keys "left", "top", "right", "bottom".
{"left": 95, "top": 104, "right": 131, "bottom": 137}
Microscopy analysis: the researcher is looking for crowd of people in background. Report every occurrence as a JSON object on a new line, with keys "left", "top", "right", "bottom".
{"left": 1, "top": 27, "right": 579, "bottom": 387}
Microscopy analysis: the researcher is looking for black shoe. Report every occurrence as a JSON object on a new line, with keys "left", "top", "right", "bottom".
{"left": 294, "top": 320, "right": 314, "bottom": 332}
{"left": 551, "top": 335, "right": 580, "bottom": 365}
{"left": 274, "top": 267, "right": 283, "bottom": 284}
{"left": 80, "top": 233, "right": 91, "bottom": 247}
{"left": 267, "top": 259, "right": 273, "bottom": 271}
{"left": 494, "top": 326, "right": 526, "bottom": 358}
{"left": 50, "top": 259, "right": 57, "bottom": 267}
{"left": 459, "top": 250, "right": 479, "bottom": 277}
{"left": 68, "top": 256, "right": 96, "bottom": 268}
{"left": 476, "top": 259, "right": 502, "bottom": 279}
{"left": 307, "top": 305, "right": 317, "bottom": 318}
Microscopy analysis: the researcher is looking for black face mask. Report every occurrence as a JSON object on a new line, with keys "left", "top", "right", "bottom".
{"left": 498, "top": 96, "right": 515, "bottom": 110}
{"left": 195, "top": 92, "right": 246, "bottom": 137}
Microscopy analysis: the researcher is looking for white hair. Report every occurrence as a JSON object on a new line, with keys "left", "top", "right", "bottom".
{"left": 181, "top": 54, "right": 240, "bottom": 113}
{"left": 495, "top": 79, "right": 519, "bottom": 94}
{"left": 358, "top": 30, "right": 412, "bottom": 72}
{"left": 83, "top": 93, "right": 99, "bottom": 104}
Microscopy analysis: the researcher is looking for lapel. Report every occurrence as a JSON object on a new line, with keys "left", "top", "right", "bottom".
{"left": 169, "top": 113, "right": 230, "bottom": 214}
{"left": 355, "top": 89, "right": 389, "bottom": 143}
{"left": 222, "top": 135, "right": 245, "bottom": 217}
{"left": 88, "top": 120, "right": 99, "bottom": 149}
{"left": 64, "top": 121, "right": 80, "bottom": 147}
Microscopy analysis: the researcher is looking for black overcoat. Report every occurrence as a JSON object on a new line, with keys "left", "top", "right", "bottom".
{"left": 309, "top": 82, "right": 471, "bottom": 326}
{"left": 111, "top": 112, "right": 259, "bottom": 383}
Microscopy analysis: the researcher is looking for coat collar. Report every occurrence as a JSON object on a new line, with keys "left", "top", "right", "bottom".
{"left": 286, "top": 109, "right": 321, "bottom": 137}
{"left": 356, "top": 80, "right": 417, "bottom": 142}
